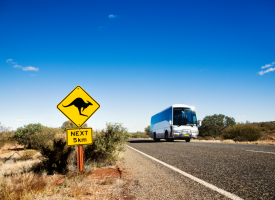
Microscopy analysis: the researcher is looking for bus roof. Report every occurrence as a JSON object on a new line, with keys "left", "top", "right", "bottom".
{"left": 172, "top": 104, "right": 195, "bottom": 110}
{"left": 152, "top": 104, "right": 196, "bottom": 117}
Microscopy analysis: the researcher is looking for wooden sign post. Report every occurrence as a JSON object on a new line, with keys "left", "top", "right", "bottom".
{"left": 77, "top": 146, "right": 84, "bottom": 172}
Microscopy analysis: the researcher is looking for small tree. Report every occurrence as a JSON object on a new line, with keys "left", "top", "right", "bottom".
{"left": 144, "top": 125, "right": 151, "bottom": 136}
{"left": 12, "top": 123, "right": 42, "bottom": 149}
{"left": 199, "top": 114, "right": 236, "bottom": 138}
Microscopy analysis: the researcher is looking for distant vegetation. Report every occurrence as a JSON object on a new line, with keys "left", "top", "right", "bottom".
{"left": 223, "top": 124, "right": 262, "bottom": 141}
{"left": 199, "top": 114, "right": 275, "bottom": 141}
{"left": 129, "top": 131, "right": 150, "bottom": 138}
{"left": 199, "top": 114, "right": 236, "bottom": 138}
{"left": 129, "top": 125, "right": 151, "bottom": 138}
{"left": 0, "top": 123, "right": 14, "bottom": 147}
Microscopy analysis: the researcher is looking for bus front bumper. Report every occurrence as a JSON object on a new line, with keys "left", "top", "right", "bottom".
{"left": 172, "top": 132, "right": 198, "bottom": 139}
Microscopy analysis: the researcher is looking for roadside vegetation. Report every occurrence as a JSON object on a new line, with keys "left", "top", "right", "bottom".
{"left": 129, "top": 125, "right": 151, "bottom": 138}
{"left": 0, "top": 121, "right": 130, "bottom": 199}
{"left": 198, "top": 114, "right": 275, "bottom": 142}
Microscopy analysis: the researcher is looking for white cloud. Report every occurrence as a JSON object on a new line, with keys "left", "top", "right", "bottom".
{"left": 14, "top": 123, "right": 21, "bottom": 125}
{"left": 6, "top": 59, "right": 15, "bottom": 64}
{"left": 258, "top": 62, "right": 275, "bottom": 75}
{"left": 261, "top": 62, "right": 275, "bottom": 69}
{"left": 261, "top": 64, "right": 272, "bottom": 69}
{"left": 22, "top": 66, "right": 39, "bottom": 71}
{"left": 15, "top": 119, "right": 24, "bottom": 122}
{"left": 6, "top": 59, "right": 39, "bottom": 72}
{"left": 258, "top": 67, "right": 275, "bottom": 75}
{"left": 13, "top": 64, "right": 22, "bottom": 68}
{"left": 108, "top": 14, "right": 117, "bottom": 19}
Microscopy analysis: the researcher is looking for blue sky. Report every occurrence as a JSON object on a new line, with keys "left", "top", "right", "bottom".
{"left": 0, "top": 0, "right": 274, "bottom": 132}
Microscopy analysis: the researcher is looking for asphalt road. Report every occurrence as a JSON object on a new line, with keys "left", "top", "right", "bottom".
{"left": 127, "top": 139, "right": 275, "bottom": 199}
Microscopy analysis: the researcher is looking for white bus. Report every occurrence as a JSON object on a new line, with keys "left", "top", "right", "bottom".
{"left": 150, "top": 104, "right": 200, "bottom": 142}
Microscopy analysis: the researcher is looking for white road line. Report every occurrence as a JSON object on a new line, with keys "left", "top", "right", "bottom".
{"left": 246, "top": 150, "right": 275, "bottom": 154}
{"left": 126, "top": 145, "right": 243, "bottom": 200}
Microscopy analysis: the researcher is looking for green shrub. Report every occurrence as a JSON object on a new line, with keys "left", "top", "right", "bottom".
{"left": 84, "top": 123, "right": 129, "bottom": 165}
{"left": 260, "top": 122, "right": 275, "bottom": 131}
{"left": 33, "top": 134, "right": 74, "bottom": 174}
{"left": 12, "top": 123, "right": 42, "bottom": 149}
{"left": 12, "top": 124, "right": 63, "bottom": 150}
{"left": 261, "top": 127, "right": 270, "bottom": 132}
{"left": 199, "top": 114, "right": 236, "bottom": 138}
{"left": 224, "top": 124, "right": 262, "bottom": 141}
{"left": 30, "top": 126, "right": 64, "bottom": 150}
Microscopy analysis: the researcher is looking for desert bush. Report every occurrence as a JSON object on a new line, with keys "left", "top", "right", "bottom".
{"left": 224, "top": 124, "right": 262, "bottom": 141}
{"left": 61, "top": 121, "right": 87, "bottom": 132}
{"left": 30, "top": 126, "right": 64, "bottom": 150}
{"left": 130, "top": 132, "right": 150, "bottom": 138}
{"left": 260, "top": 122, "right": 275, "bottom": 131}
{"left": 33, "top": 134, "right": 74, "bottom": 174}
{"left": 199, "top": 114, "right": 236, "bottom": 138}
{"left": 261, "top": 127, "right": 270, "bottom": 132}
{"left": 84, "top": 123, "right": 129, "bottom": 166}
{"left": 12, "top": 123, "right": 42, "bottom": 149}
{"left": 12, "top": 124, "right": 64, "bottom": 150}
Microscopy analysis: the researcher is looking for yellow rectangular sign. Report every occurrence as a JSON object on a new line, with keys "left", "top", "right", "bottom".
{"left": 66, "top": 128, "right": 93, "bottom": 146}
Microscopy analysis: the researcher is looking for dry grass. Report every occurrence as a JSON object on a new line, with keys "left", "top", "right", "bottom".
{"left": 0, "top": 143, "right": 41, "bottom": 178}
{"left": 0, "top": 141, "right": 132, "bottom": 200}
{"left": 0, "top": 163, "right": 127, "bottom": 200}
{"left": 0, "top": 159, "right": 41, "bottom": 177}
{"left": 0, "top": 172, "right": 47, "bottom": 200}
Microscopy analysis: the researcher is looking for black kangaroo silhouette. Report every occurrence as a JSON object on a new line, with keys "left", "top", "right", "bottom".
{"left": 63, "top": 98, "right": 93, "bottom": 117}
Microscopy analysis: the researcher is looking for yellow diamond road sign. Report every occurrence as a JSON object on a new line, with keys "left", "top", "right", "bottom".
{"left": 57, "top": 85, "right": 100, "bottom": 128}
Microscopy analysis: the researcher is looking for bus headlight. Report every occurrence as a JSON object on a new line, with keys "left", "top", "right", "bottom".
{"left": 191, "top": 131, "right": 198, "bottom": 135}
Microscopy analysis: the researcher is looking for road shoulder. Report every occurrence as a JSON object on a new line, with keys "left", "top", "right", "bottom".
{"left": 118, "top": 145, "right": 230, "bottom": 200}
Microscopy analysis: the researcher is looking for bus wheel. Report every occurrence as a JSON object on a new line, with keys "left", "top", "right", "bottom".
{"left": 154, "top": 133, "right": 160, "bottom": 142}
{"left": 165, "top": 131, "right": 169, "bottom": 142}
{"left": 186, "top": 138, "right": 190, "bottom": 142}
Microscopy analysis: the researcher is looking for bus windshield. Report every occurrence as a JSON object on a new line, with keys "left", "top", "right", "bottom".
{"left": 173, "top": 108, "right": 197, "bottom": 126}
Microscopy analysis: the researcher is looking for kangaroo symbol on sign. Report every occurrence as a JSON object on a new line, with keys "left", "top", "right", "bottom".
{"left": 63, "top": 98, "right": 93, "bottom": 117}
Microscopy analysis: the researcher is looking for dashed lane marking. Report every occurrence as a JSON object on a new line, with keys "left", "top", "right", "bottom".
{"left": 246, "top": 150, "right": 275, "bottom": 154}
{"left": 126, "top": 145, "right": 243, "bottom": 200}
